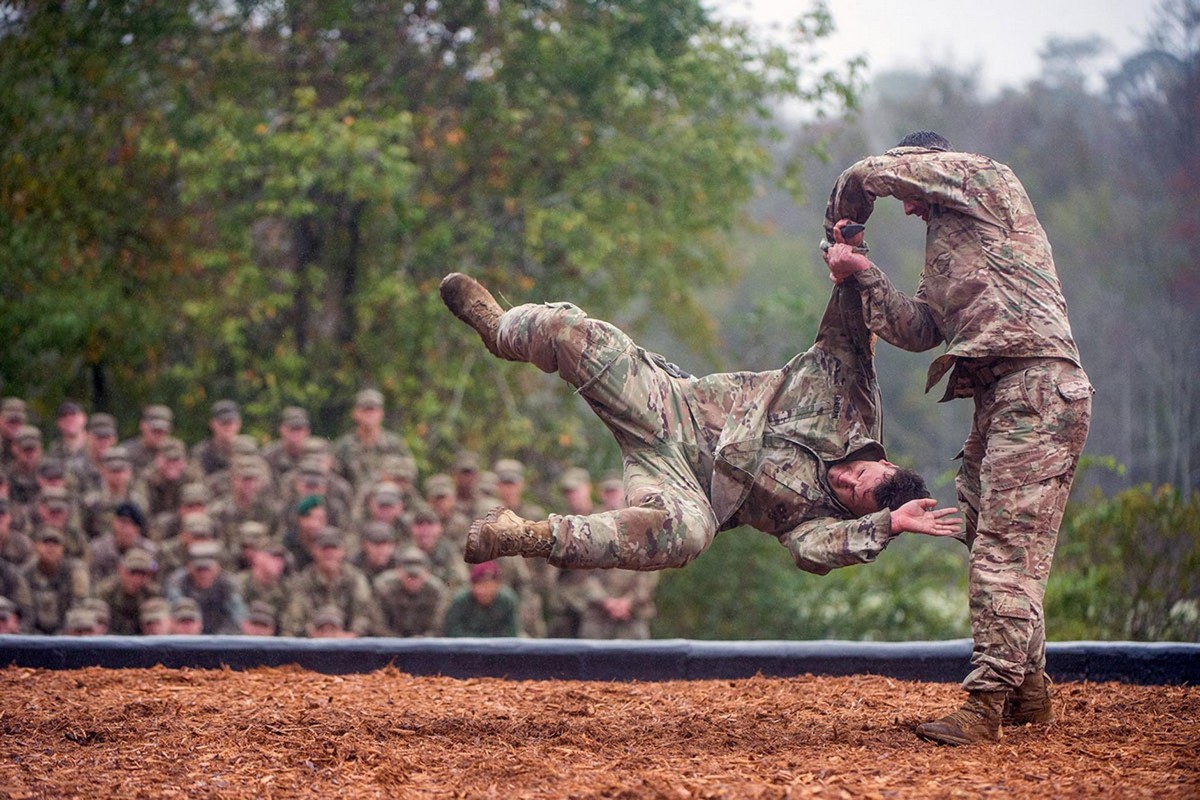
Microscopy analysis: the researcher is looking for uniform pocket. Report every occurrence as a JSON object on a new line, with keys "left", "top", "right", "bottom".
{"left": 1056, "top": 379, "right": 1093, "bottom": 403}
{"left": 992, "top": 593, "right": 1032, "bottom": 620}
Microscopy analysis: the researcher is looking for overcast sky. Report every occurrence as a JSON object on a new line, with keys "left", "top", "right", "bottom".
{"left": 712, "top": 0, "right": 1159, "bottom": 94}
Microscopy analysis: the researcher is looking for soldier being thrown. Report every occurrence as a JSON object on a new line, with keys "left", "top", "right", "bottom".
{"left": 439, "top": 272, "right": 962, "bottom": 579}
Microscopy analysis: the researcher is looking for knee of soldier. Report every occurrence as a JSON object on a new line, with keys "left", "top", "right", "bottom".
{"left": 663, "top": 499, "right": 717, "bottom": 566}
{"left": 502, "top": 302, "right": 588, "bottom": 372}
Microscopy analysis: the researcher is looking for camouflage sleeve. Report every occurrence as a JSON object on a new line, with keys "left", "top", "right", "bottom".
{"left": 813, "top": 284, "right": 875, "bottom": 364}
{"left": 824, "top": 152, "right": 975, "bottom": 239}
{"left": 853, "top": 266, "right": 945, "bottom": 353}
{"left": 779, "top": 511, "right": 896, "bottom": 576}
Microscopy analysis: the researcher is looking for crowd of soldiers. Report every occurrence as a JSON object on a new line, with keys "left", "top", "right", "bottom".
{"left": 0, "top": 391, "right": 658, "bottom": 640}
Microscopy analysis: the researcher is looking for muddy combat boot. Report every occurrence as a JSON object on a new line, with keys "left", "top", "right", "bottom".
{"left": 1003, "top": 672, "right": 1056, "bottom": 726}
{"left": 465, "top": 507, "right": 553, "bottom": 563}
{"left": 439, "top": 272, "right": 506, "bottom": 358}
{"left": 916, "top": 691, "right": 1005, "bottom": 745}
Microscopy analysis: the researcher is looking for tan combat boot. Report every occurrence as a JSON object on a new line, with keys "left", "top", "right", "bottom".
{"left": 915, "top": 691, "right": 1005, "bottom": 745}
{"left": 465, "top": 507, "right": 553, "bottom": 563}
{"left": 1003, "top": 672, "right": 1056, "bottom": 726}
{"left": 439, "top": 273, "right": 506, "bottom": 358}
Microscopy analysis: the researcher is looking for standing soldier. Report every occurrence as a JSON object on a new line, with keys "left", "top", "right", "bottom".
{"left": 23, "top": 527, "right": 89, "bottom": 635}
{"left": 823, "top": 131, "right": 1093, "bottom": 745}
{"left": 48, "top": 400, "right": 89, "bottom": 479}
{"left": 120, "top": 404, "right": 175, "bottom": 476}
{"left": 80, "top": 446, "right": 145, "bottom": 541}
{"left": 373, "top": 545, "right": 449, "bottom": 637}
{"left": 134, "top": 437, "right": 195, "bottom": 528}
{"left": 333, "top": 389, "right": 411, "bottom": 493}
{"left": 190, "top": 399, "right": 242, "bottom": 477}
{"left": 422, "top": 473, "right": 471, "bottom": 550}
{"left": 7, "top": 425, "right": 45, "bottom": 505}
{"left": 75, "top": 413, "right": 118, "bottom": 495}
{"left": 0, "top": 398, "right": 27, "bottom": 470}
{"left": 209, "top": 456, "right": 280, "bottom": 553}
{"left": 280, "top": 527, "right": 378, "bottom": 637}
{"left": 262, "top": 406, "right": 313, "bottom": 482}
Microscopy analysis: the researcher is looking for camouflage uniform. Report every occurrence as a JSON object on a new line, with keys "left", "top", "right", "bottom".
{"left": 578, "top": 568, "right": 659, "bottom": 640}
{"left": 94, "top": 575, "right": 161, "bottom": 636}
{"left": 280, "top": 562, "right": 379, "bottom": 637}
{"left": 332, "top": 430, "right": 411, "bottom": 494}
{"left": 0, "top": 558, "right": 34, "bottom": 632}
{"left": 23, "top": 557, "right": 89, "bottom": 635}
{"left": 442, "top": 585, "right": 521, "bottom": 637}
{"left": 825, "top": 144, "right": 1093, "bottom": 692}
{"left": 494, "top": 285, "right": 899, "bottom": 575}
{"left": 373, "top": 568, "right": 450, "bottom": 637}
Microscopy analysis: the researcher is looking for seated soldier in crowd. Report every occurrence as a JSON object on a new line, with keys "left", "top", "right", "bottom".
{"left": 262, "top": 406, "right": 312, "bottom": 482}
{"left": 241, "top": 599, "right": 278, "bottom": 636}
{"left": 409, "top": 504, "right": 468, "bottom": 593}
{"left": 333, "top": 389, "right": 411, "bottom": 493}
{"left": 95, "top": 547, "right": 160, "bottom": 636}
{"left": 422, "top": 473, "right": 471, "bottom": 550}
{"left": 23, "top": 526, "right": 89, "bottom": 635}
{"left": 163, "top": 540, "right": 246, "bottom": 635}
{"left": 0, "top": 496, "right": 34, "bottom": 567}
{"left": 234, "top": 538, "right": 290, "bottom": 630}
{"left": 80, "top": 597, "right": 110, "bottom": 635}
{"left": 443, "top": 560, "right": 520, "bottom": 638}
{"left": 31, "top": 486, "right": 87, "bottom": 560}
{"left": 280, "top": 527, "right": 378, "bottom": 638}
{"left": 157, "top": 511, "right": 219, "bottom": 576}
{"left": 168, "top": 597, "right": 204, "bottom": 635}
{"left": 80, "top": 446, "right": 144, "bottom": 541}
{"left": 373, "top": 545, "right": 449, "bottom": 637}
{"left": 48, "top": 400, "right": 89, "bottom": 479}
{"left": 282, "top": 495, "right": 328, "bottom": 572}
{"left": 352, "top": 520, "right": 402, "bottom": 581}
{"left": 133, "top": 437, "right": 195, "bottom": 526}
{"left": 120, "top": 404, "right": 175, "bottom": 475}
{"left": 139, "top": 597, "right": 171, "bottom": 635}
{"left": 0, "top": 555, "right": 33, "bottom": 632}
{"left": 88, "top": 501, "right": 157, "bottom": 584}
{"left": 63, "top": 605, "right": 100, "bottom": 636}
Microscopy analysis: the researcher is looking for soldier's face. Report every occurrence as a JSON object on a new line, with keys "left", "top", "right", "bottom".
{"left": 903, "top": 199, "right": 931, "bottom": 222}
{"left": 827, "top": 459, "right": 896, "bottom": 516}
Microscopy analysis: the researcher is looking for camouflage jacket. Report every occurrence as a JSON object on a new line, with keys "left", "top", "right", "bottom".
{"left": 704, "top": 285, "right": 896, "bottom": 574}
{"left": 373, "top": 570, "right": 449, "bottom": 637}
{"left": 824, "top": 145, "right": 1081, "bottom": 399}
{"left": 281, "top": 563, "right": 380, "bottom": 637}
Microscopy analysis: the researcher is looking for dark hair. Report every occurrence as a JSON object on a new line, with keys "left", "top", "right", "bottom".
{"left": 895, "top": 130, "right": 952, "bottom": 151}
{"left": 873, "top": 468, "right": 931, "bottom": 512}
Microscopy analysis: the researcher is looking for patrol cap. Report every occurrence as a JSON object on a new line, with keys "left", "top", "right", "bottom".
{"left": 87, "top": 413, "right": 117, "bottom": 437}
{"left": 1, "top": 397, "right": 27, "bottom": 424}
{"left": 181, "top": 483, "right": 211, "bottom": 505}
{"left": 39, "top": 485, "right": 71, "bottom": 508}
{"left": 211, "top": 399, "right": 240, "bottom": 421}
{"left": 102, "top": 446, "right": 132, "bottom": 469}
{"left": 113, "top": 500, "right": 147, "bottom": 531}
{"left": 170, "top": 597, "right": 202, "bottom": 622}
{"left": 121, "top": 547, "right": 156, "bottom": 573}
{"left": 469, "top": 560, "right": 500, "bottom": 583}
{"left": 313, "top": 604, "right": 345, "bottom": 629}
{"left": 397, "top": 545, "right": 430, "bottom": 575}
{"left": 142, "top": 404, "right": 173, "bottom": 432}
{"left": 493, "top": 458, "right": 525, "bottom": 483}
{"left": 159, "top": 437, "right": 187, "bottom": 460}
{"left": 56, "top": 400, "right": 84, "bottom": 418}
{"left": 231, "top": 434, "right": 259, "bottom": 456}
{"left": 379, "top": 454, "right": 416, "bottom": 480}
{"left": 187, "top": 539, "right": 223, "bottom": 567}
{"left": 297, "top": 455, "right": 327, "bottom": 477}
{"left": 247, "top": 600, "right": 276, "bottom": 627}
{"left": 409, "top": 505, "right": 439, "bottom": 525}
{"left": 181, "top": 512, "right": 216, "bottom": 538}
{"left": 453, "top": 450, "right": 480, "bottom": 473}
{"left": 140, "top": 597, "right": 170, "bottom": 624}
{"left": 371, "top": 481, "right": 403, "bottom": 506}
{"left": 354, "top": 388, "right": 384, "bottom": 409}
{"left": 559, "top": 466, "right": 591, "bottom": 490}
{"left": 65, "top": 607, "right": 98, "bottom": 633}
{"left": 16, "top": 425, "right": 42, "bottom": 447}
{"left": 37, "top": 458, "right": 65, "bottom": 480}
{"left": 81, "top": 597, "right": 110, "bottom": 625}
{"left": 301, "top": 436, "right": 332, "bottom": 456}
{"left": 280, "top": 406, "right": 310, "bottom": 429}
{"left": 34, "top": 526, "right": 66, "bottom": 544}
{"left": 599, "top": 472, "right": 624, "bottom": 493}
{"left": 233, "top": 455, "right": 269, "bottom": 479}
{"left": 313, "top": 527, "right": 345, "bottom": 549}
{"left": 237, "top": 520, "right": 270, "bottom": 549}
{"left": 360, "top": 521, "right": 395, "bottom": 544}
{"left": 424, "top": 473, "right": 454, "bottom": 498}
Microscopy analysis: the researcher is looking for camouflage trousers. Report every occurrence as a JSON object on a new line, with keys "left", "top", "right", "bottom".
{"left": 497, "top": 302, "right": 720, "bottom": 571}
{"left": 956, "top": 358, "right": 1093, "bottom": 692}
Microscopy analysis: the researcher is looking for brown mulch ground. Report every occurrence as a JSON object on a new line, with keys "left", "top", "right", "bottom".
{"left": 0, "top": 667, "right": 1195, "bottom": 799}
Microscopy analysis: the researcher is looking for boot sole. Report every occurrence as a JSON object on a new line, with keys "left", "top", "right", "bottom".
{"left": 915, "top": 723, "right": 1001, "bottom": 746}
{"left": 464, "top": 506, "right": 507, "bottom": 564}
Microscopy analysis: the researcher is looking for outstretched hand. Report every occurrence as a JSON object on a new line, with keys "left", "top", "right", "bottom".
{"left": 890, "top": 498, "right": 963, "bottom": 538}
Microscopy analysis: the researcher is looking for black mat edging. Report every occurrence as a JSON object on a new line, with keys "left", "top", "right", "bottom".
{"left": 0, "top": 637, "right": 1195, "bottom": 684}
